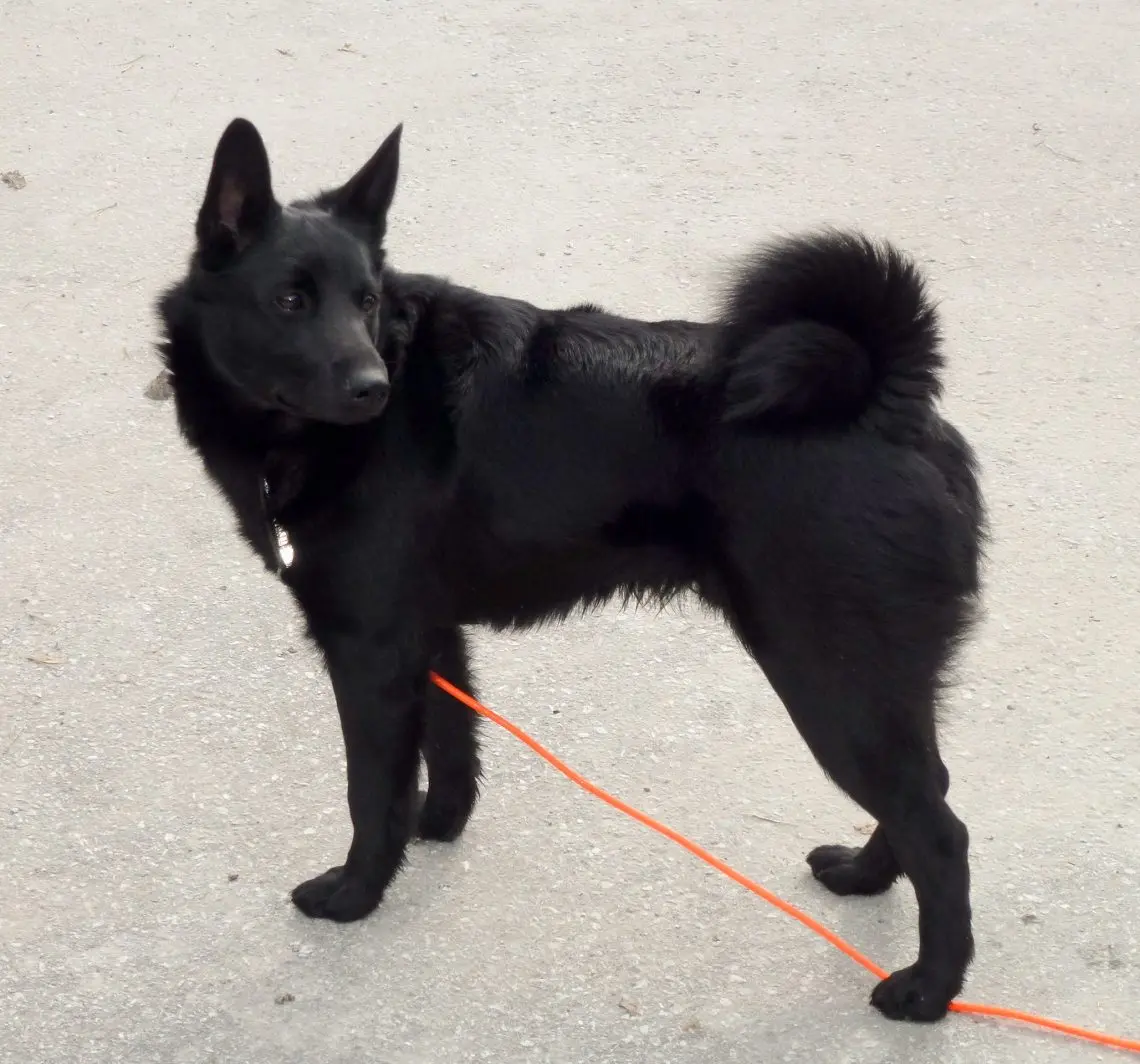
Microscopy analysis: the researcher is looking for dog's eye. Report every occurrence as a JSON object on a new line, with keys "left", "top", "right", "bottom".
{"left": 360, "top": 293, "right": 379, "bottom": 313}
{"left": 275, "top": 291, "right": 307, "bottom": 314}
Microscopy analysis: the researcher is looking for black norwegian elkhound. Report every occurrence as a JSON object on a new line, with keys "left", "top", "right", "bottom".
{"left": 156, "top": 117, "right": 985, "bottom": 1022}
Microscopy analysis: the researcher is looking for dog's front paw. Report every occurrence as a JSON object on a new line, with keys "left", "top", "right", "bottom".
{"left": 291, "top": 866, "right": 383, "bottom": 922}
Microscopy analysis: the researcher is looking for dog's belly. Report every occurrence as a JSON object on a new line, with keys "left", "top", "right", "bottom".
{"left": 448, "top": 535, "right": 700, "bottom": 631}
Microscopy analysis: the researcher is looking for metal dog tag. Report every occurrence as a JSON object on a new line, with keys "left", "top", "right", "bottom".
{"left": 262, "top": 475, "right": 295, "bottom": 575}
{"left": 273, "top": 522, "right": 295, "bottom": 572}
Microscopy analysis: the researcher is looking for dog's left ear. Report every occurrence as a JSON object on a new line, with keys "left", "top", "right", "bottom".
{"left": 330, "top": 123, "right": 402, "bottom": 235}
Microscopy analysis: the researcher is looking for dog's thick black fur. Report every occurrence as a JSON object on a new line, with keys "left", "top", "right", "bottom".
{"left": 156, "top": 118, "right": 986, "bottom": 1022}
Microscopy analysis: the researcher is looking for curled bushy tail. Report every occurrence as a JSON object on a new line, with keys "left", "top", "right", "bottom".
{"left": 716, "top": 229, "right": 943, "bottom": 440}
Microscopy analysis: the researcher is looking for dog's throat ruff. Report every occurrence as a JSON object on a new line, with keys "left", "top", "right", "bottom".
{"left": 260, "top": 476, "right": 294, "bottom": 575}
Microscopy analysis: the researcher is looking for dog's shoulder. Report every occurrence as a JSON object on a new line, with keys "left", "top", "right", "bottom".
{"left": 385, "top": 270, "right": 541, "bottom": 386}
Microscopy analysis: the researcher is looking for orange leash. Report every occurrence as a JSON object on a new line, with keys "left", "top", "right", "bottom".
{"left": 429, "top": 672, "right": 1140, "bottom": 1055}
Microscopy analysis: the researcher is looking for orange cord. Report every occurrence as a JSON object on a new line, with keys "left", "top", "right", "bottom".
{"left": 429, "top": 672, "right": 1140, "bottom": 1055}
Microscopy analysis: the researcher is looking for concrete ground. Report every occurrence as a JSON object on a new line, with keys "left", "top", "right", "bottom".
{"left": 2, "top": 0, "right": 1139, "bottom": 1060}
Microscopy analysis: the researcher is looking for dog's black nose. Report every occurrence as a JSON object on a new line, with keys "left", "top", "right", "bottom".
{"left": 345, "top": 364, "right": 390, "bottom": 411}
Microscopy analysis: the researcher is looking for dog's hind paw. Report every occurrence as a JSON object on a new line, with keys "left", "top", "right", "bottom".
{"left": 414, "top": 784, "right": 477, "bottom": 843}
{"left": 806, "top": 843, "right": 898, "bottom": 896}
{"left": 291, "top": 866, "right": 383, "bottom": 922}
{"left": 870, "top": 965, "right": 957, "bottom": 1022}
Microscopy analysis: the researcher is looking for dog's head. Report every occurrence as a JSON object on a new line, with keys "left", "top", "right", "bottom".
{"left": 184, "top": 118, "right": 403, "bottom": 425}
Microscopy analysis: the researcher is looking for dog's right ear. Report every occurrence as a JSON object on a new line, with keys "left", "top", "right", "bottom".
{"left": 195, "top": 118, "right": 278, "bottom": 265}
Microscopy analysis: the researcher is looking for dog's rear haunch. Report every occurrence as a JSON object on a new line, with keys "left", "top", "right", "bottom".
{"left": 156, "top": 118, "right": 985, "bottom": 1022}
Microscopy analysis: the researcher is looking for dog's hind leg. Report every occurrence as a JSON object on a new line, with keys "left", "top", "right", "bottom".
{"left": 418, "top": 628, "right": 482, "bottom": 842}
{"left": 731, "top": 595, "right": 974, "bottom": 1022}
{"left": 805, "top": 760, "right": 950, "bottom": 896}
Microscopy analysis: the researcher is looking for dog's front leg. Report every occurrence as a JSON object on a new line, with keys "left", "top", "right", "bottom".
{"left": 291, "top": 631, "right": 424, "bottom": 922}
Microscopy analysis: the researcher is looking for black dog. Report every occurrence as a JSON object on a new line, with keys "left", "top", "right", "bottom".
{"left": 156, "top": 118, "right": 985, "bottom": 1022}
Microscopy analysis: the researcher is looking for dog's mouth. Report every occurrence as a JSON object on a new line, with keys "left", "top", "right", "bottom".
{"left": 269, "top": 388, "right": 388, "bottom": 426}
{"left": 267, "top": 390, "right": 317, "bottom": 432}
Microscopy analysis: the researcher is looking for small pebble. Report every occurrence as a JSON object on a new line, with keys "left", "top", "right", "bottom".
{"left": 143, "top": 371, "right": 174, "bottom": 401}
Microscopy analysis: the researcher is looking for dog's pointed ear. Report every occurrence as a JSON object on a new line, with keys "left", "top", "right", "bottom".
{"left": 195, "top": 118, "right": 278, "bottom": 263}
{"left": 330, "top": 123, "right": 402, "bottom": 234}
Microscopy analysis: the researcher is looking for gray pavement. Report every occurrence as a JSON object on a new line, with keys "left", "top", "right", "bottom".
{"left": 2, "top": 1, "right": 1139, "bottom": 1061}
